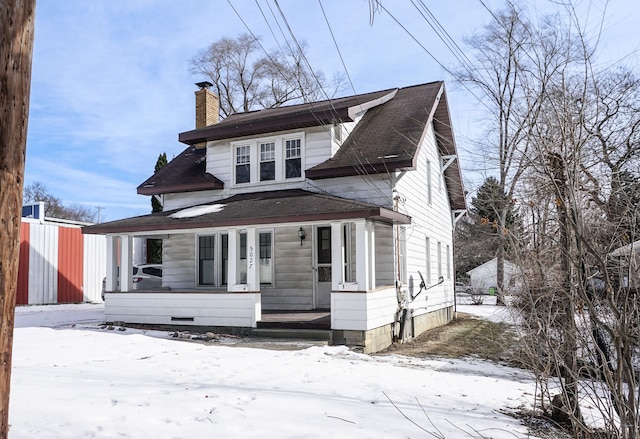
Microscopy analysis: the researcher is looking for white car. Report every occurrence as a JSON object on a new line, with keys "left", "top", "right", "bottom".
{"left": 455, "top": 281, "right": 472, "bottom": 294}
{"left": 102, "top": 264, "right": 163, "bottom": 300}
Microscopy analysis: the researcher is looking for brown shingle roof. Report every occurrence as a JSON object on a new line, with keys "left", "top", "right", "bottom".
{"left": 137, "top": 145, "right": 223, "bottom": 196}
{"left": 305, "top": 82, "right": 465, "bottom": 210}
{"left": 137, "top": 81, "right": 466, "bottom": 211}
{"left": 83, "top": 189, "right": 411, "bottom": 235}
{"left": 178, "top": 88, "right": 397, "bottom": 144}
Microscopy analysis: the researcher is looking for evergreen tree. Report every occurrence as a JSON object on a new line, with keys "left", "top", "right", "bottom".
{"left": 148, "top": 153, "right": 167, "bottom": 264}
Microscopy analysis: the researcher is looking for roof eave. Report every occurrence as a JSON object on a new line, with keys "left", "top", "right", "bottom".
{"left": 306, "top": 159, "right": 414, "bottom": 180}
{"left": 82, "top": 207, "right": 410, "bottom": 235}
{"left": 179, "top": 108, "right": 353, "bottom": 145}
{"left": 137, "top": 180, "right": 224, "bottom": 196}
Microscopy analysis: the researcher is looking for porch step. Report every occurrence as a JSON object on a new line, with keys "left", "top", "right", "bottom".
{"left": 250, "top": 328, "right": 332, "bottom": 342}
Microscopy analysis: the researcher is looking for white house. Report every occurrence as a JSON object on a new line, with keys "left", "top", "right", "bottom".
{"left": 608, "top": 240, "right": 640, "bottom": 290}
{"left": 83, "top": 81, "right": 466, "bottom": 352}
{"left": 466, "top": 257, "right": 523, "bottom": 295}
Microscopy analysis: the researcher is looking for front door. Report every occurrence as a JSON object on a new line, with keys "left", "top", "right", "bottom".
{"left": 314, "top": 226, "right": 332, "bottom": 309}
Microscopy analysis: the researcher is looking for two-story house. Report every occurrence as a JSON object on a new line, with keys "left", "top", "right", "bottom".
{"left": 83, "top": 81, "right": 466, "bottom": 353}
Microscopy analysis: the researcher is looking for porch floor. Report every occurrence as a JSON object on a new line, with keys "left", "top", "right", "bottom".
{"left": 258, "top": 310, "right": 331, "bottom": 330}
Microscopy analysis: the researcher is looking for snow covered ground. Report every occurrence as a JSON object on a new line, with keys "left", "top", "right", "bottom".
{"left": 9, "top": 302, "right": 542, "bottom": 438}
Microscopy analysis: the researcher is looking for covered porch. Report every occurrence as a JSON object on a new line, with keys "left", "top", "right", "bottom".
{"left": 84, "top": 190, "right": 412, "bottom": 352}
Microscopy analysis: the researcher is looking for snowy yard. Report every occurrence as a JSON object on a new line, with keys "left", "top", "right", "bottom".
{"left": 9, "top": 302, "right": 542, "bottom": 438}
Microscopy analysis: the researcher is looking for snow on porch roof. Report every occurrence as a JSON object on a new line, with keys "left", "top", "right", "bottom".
{"left": 82, "top": 189, "right": 411, "bottom": 235}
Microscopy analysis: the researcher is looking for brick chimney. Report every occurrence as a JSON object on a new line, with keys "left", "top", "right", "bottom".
{"left": 194, "top": 81, "right": 219, "bottom": 148}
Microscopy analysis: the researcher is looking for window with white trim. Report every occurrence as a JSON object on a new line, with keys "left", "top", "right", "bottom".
{"left": 259, "top": 231, "right": 273, "bottom": 285}
{"left": 231, "top": 133, "right": 304, "bottom": 186}
{"left": 446, "top": 244, "right": 451, "bottom": 279}
{"left": 285, "top": 138, "right": 301, "bottom": 179}
{"left": 235, "top": 145, "right": 251, "bottom": 184}
{"left": 437, "top": 241, "right": 442, "bottom": 279}
{"left": 198, "top": 234, "right": 229, "bottom": 287}
{"left": 260, "top": 142, "right": 276, "bottom": 181}
{"left": 425, "top": 237, "right": 431, "bottom": 284}
{"left": 198, "top": 235, "right": 215, "bottom": 286}
{"left": 426, "top": 160, "right": 432, "bottom": 205}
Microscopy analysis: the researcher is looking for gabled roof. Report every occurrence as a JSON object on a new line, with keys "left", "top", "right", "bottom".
{"left": 137, "top": 145, "right": 223, "bottom": 196}
{"left": 138, "top": 81, "right": 466, "bottom": 210}
{"left": 178, "top": 89, "right": 397, "bottom": 144}
{"left": 305, "top": 82, "right": 464, "bottom": 210}
{"left": 83, "top": 189, "right": 411, "bottom": 235}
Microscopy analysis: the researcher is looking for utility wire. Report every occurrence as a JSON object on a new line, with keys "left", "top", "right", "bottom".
{"left": 318, "top": 0, "right": 357, "bottom": 95}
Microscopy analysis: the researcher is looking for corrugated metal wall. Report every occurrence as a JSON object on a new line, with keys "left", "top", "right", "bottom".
{"left": 16, "top": 222, "right": 30, "bottom": 305}
{"left": 17, "top": 218, "right": 106, "bottom": 305}
{"left": 57, "top": 227, "right": 84, "bottom": 303}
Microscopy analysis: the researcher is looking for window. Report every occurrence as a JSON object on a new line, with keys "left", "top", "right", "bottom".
{"left": 425, "top": 237, "right": 431, "bottom": 284}
{"left": 198, "top": 236, "right": 215, "bottom": 286}
{"left": 285, "top": 138, "right": 301, "bottom": 179}
{"left": 221, "top": 234, "right": 228, "bottom": 286}
{"left": 235, "top": 146, "right": 250, "bottom": 184}
{"left": 232, "top": 133, "right": 304, "bottom": 185}
{"left": 260, "top": 142, "right": 275, "bottom": 181}
{"left": 198, "top": 234, "right": 228, "bottom": 287}
{"left": 238, "top": 232, "right": 247, "bottom": 284}
{"left": 426, "top": 160, "right": 432, "bottom": 205}
{"left": 446, "top": 244, "right": 451, "bottom": 279}
{"left": 437, "top": 241, "right": 442, "bottom": 279}
{"left": 259, "top": 232, "right": 273, "bottom": 285}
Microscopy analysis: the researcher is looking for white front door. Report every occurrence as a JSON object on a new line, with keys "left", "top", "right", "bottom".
{"left": 314, "top": 226, "right": 332, "bottom": 309}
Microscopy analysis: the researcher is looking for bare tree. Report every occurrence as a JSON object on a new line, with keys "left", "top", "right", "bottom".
{"left": 457, "top": 4, "right": 544, "bottom": 305}
{"left": 23, "top": 181, "right": 97, "bottom": 223}
{"left": 190, "top": 33, "right": 345, "bottom": 119}
{"left": 461, "top": 2, "right": 640, "bottom": 437}
{"left": 0, "top": 1, "right": 35, "bottom": 436}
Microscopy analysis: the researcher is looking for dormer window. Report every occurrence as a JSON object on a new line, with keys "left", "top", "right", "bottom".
{"left": 235, "top": 145, "right": 251, "bottom": 184}
{"left": 285, "top": 138, "right": 301, "bottom": 179}
{"left": 260, "top": 142, "right": 276, "bottom": 181}
{"left": 231, "top": 132, "right": 305, "bottom": 186}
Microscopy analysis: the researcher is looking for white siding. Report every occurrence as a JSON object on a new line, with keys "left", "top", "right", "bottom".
{"left": 83, "top": 233, "right": 106, "bottom": 302}
{"left": 331, "top": 287, "right": 397, "bottom": 331}
{"left": 395, "top": 122, "right": 455, "bottom": 311}
{"left": 262, "top": 226, "right": 314, "bottom": 310}
{"left": 374, "top": 223, "right": 394, "bottom": 287}
{"left": 28, "top": 223, "right": 58, "bottom": 304}
{"left": 163, "top": 233, "right": 196, "bottom": 289}
{"left": 105, "top": 292, "right": 260, "bottom": 327}
{"left": 312, "top": 175, "right": 393, "bottom": 208}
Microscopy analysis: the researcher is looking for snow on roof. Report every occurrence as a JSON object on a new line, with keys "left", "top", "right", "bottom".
{"left": 169, "top": 204, "right": 226, "bottom": 219}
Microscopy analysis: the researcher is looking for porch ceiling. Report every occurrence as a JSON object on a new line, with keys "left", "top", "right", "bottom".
{"left": 82, "top": 189, "right": 411, "bottom": 235}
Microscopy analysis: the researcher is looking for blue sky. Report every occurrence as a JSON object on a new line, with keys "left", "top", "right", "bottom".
{"left": 26, "top": 0, "right": 638, "bottom": 221}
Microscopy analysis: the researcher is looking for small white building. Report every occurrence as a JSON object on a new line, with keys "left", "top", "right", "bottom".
{"left": 466, "top": 257, "right": 523, "bottom": 295}
{"left": 84, "top": 81, "right": 467, "bottom": 352}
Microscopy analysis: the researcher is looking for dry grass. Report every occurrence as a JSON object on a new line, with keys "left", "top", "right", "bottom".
{"left": 377, "top": 312, "right": 519, "bottom": 365}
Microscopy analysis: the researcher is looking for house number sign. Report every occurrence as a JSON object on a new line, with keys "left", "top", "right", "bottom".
{"left": 248, "top": 245, "right": 254, "bottom": 270}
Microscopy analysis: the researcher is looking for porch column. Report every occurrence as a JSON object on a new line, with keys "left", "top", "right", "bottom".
{"left": 331, "top": 222, "right": 344, "bottom": 291}
{"left": 245, "top": 227, "right": 259, "bottom": 291}
{"left": 227, "top": 228, "right": 237, "bottom": 290}
{"left": 105, "top": 235, "right": 118, "bottom": 292}
{"left": 355, "top": 220, "right": 375, "bottom": 291}
{"left": 119, "top": 234, "right": 133, "bottom": 292}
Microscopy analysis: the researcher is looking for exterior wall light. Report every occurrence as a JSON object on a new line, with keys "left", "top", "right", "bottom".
{"left": 298, "top": 227, "right": 306, "bottom": 246}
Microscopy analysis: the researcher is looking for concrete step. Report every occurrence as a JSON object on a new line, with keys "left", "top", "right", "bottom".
{"left": 250, "top": 328, "right": 332, "bottom": 341}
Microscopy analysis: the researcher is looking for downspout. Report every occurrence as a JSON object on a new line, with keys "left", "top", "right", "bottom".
{"left": 392, "top": 188, "right": 409, "bottom": 342}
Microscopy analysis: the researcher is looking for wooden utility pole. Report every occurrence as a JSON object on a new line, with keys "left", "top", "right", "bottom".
{"left": 0, "top": 0, "right": 36, "bottom": 436}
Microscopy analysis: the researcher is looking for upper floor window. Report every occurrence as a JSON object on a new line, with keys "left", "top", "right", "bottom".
{"left": 260, "top": 142, "right": 276, "bottom": 181}
{"left": 235, "top": 145, "right": 251, "bottom": 184}
{"left": 285, "top": 138, "right": 301, "bottom": 179}
{"left": 232, "top": 133, "right": 304, "bottom": 186}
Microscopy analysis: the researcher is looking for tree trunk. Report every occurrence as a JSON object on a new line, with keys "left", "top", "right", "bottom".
{"left": 0, "top": 1, "right": 36, "bottom": 436}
